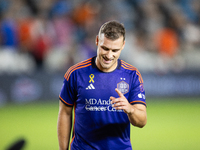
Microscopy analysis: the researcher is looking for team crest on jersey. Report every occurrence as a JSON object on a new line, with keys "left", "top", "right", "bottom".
{"left": 117, "top": 81, "right": 129, "bottom": 94}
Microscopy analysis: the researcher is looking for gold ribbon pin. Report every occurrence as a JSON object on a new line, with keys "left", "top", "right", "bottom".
{"left": 89, "top": 74, "right": 94, "bottom": 83}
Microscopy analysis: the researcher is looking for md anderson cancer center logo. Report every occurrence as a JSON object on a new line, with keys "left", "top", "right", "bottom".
{"left": 85, "top": 98, "right": 123, "bottom": 112}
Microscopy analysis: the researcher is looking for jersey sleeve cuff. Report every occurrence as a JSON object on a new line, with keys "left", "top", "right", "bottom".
{"left": 130, "top": 100, "right": 146, "bottom": 107}
{"left": 59, "top": 96, "right": 73, "bottom": 107}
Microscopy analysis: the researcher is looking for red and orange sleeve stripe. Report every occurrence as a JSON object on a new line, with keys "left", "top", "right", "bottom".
{"left": 64, "top": 58, "right": 92, "bottom": 81}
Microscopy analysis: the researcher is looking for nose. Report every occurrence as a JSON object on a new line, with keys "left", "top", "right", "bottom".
{"left": 106, "top": 50, "right": 113, "bottom": 59}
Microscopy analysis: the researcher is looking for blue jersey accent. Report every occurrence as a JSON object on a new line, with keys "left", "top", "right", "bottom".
{"left": 59, "top": 57, "right": 146, "bottom": 150}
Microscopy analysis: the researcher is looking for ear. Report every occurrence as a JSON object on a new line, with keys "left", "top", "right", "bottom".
{"left": 96, "top": 35, "right": 99, "bottom": 46}
{"left": 122, "top": 40, "right": 125, "bottom": 50}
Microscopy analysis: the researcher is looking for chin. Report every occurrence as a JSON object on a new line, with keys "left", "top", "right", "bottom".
{"left": 103, "top": 66, "right": 110, "bottom": 69}
{"left": 101, "top": 65, "right": 109, "bottom": 69}
{"left": 100, "top": 63, "right": 110, "bottom": 69}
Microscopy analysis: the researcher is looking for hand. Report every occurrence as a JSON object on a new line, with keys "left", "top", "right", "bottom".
{"left": 110, "top": 88, "right": 133, "bottom": 114}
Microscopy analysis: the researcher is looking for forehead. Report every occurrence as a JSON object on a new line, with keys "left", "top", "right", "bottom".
{"left": 98, "top": 34, "right": 124, "bottom": 48}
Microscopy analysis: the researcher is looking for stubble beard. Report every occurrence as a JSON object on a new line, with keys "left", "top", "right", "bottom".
{"left": 100, "top": 57, "right": 117, "bottom": 70}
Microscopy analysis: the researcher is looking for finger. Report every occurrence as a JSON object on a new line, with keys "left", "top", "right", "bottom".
{"left": 113, "top": 104, "right": 125, "bottom": 110}
{"left": 115, "top": 88, "right": 124, "bottom": 97}
{"left": 110, "top": 96, "right": 115, "bottom": 100}
{"left": 112, "top": 100, "right": 126, "bottom": 107}
{"left": 112, "top": 103, "right": 122, "bottom": 109}
{"left": 110, "top": 96, "right": 116, "bottom": 104}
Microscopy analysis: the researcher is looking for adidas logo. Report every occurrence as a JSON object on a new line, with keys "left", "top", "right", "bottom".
{"left": 86, "top": 83, "right": 95, "bottom": 90}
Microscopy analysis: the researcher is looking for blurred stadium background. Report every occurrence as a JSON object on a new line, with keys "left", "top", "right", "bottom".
{"left": 0, "top": 0, "right": 200, "bottom": 149}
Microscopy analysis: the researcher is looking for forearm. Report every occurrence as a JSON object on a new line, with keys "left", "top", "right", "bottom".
{"left": 57, "top": 109, "right": 72, "bottom": 150}
{"left": 127, "top": 105, "right": 147, "bottom": 128}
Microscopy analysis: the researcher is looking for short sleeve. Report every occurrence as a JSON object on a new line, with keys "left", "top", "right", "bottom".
{"left": 128, "top": 71, "right": 146, "bottom": 106}
{"left": 59, "top": 75, "right": 76, "bottom": 107}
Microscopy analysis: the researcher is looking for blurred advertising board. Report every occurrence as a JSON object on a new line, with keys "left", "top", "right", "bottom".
{"left": 0, "top": 71, "right": 200, "bottom": 105}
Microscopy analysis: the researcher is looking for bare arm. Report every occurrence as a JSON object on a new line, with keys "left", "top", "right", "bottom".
{"left": 57, "top": 101, "right": 73, "bottom": 150}
{"left": 110, "top": 88, "right": 147, "bottom": 128}
{"left": 126, "top": 104, "right": 147, "bottom": 128}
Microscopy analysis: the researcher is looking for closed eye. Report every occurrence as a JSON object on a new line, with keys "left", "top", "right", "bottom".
{"left": 101, "top": 46, "right": 120, "bottom": 52}
{"left": 101, "top": 46, "right": 109, "bottom": 51}
{"left": 112, "top": 49, "right": 120, "bottom": 52}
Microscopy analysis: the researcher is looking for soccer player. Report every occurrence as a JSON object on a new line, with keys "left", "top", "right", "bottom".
{"left": 57, "top": 20, "right": 147, "bottom": 150}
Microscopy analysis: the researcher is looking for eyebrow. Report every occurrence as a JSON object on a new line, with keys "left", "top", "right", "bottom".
{"left": 101, "top": 45, "right": 120, "bottom": 51}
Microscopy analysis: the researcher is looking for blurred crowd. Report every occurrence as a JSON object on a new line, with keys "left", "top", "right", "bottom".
{"left": 0, "top": 0, "right": 200, "bottom": 74}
